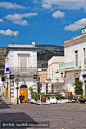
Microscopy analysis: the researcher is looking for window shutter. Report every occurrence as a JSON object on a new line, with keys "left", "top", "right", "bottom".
{"left": 20, "top": 58, "right": 27, "bottom": 67}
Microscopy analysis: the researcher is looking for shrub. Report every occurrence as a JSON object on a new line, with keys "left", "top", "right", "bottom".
{"left": 54, "top": 92, "right": 65, "bottom": 100}
{"left": 78, "top": 95, "right": 86, "bottom": 100}
{"left": 29, "top": 86, "right": 45, "bottom": 100}
{"left": 74, "top": 81, "right": 83, "bottom": 95}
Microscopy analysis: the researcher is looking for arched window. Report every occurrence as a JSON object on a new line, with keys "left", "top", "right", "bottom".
{"left": 20, "top": 85, "right": 27, "bottom": 89}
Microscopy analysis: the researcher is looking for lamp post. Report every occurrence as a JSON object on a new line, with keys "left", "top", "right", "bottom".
{"left": 15, "top": 78, "right": 19, "bottom": 104}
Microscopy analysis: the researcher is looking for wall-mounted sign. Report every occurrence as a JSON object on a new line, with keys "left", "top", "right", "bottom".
{"left": 5, "top": 67, "right": 9, "bottom": 74}
{"left": 11, "top": 82, "right": 14, "bottom": 85}
{"left": 83, "top": 74, "right": 86, "bottom": 78}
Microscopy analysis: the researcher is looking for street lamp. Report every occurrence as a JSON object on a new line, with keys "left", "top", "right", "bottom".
{"left": 15, "top": 78, "right": 19, "bottom": 104}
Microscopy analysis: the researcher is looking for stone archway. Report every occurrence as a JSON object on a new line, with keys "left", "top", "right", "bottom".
{"left": 20, "top": 85, "right": 27, "bottom": 89}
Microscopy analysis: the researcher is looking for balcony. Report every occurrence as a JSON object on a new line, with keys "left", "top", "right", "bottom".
{"left": 59, "top": 61, "right": 81, "bottom": 71}
{"left": 9, "top": 67, "right": 37, "bottom": 76}
{"left": 44, "top": 77, "right": 65, "bottom": 84}
{"left": 51, "top": 77, "right": 65, "bottom": 84}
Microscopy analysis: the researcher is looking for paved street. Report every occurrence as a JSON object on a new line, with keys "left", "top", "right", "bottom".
{"left": 0, "top": 96, "right": 86, "bottom": 129}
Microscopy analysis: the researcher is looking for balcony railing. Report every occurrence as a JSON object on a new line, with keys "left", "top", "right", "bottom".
{"left": 51, "top": 77, "right": 65, "bottom": 83}
{"left": 44, "top": 77, "right": 65, "bottom": 83}
{"left": 59, "top": 61, "right": 81, "bottom": 71}
{"left": 9, "top": 67, "right": 37, "bottom": 76}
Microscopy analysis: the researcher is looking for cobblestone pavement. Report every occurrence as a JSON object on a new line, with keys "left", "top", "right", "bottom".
{"left": 0, "top": 96, "right": 86, "bottom": 129}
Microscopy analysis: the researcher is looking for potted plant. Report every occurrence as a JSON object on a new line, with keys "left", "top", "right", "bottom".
{"left": 74, "top": 81, "right": 85, "bottom": 103}
{"left": 16, "top": 87, "right": 19, "bottom": 89}
{"left": 78, "top": 95, "right": 86, "bottom": 103}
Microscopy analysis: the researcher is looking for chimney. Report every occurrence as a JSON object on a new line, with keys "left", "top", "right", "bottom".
{"left": 32, "top": 41, "right": 35, "bottom": 46}
{"left": 82, "top": 26, "right": 86, "bottom": 34}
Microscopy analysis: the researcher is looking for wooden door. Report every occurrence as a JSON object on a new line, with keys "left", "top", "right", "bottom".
{"left": 20, "top": 89, "right": 28, "bottom": 102}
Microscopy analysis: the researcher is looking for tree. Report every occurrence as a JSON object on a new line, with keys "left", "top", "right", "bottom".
{"left": 74, "top": 81, "right": 83, "bottom": 95}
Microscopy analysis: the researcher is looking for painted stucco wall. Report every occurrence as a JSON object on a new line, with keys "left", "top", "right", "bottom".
{"left": 5, "top": 48, "right": 37, "bottom": 68}
{"left": 48, "top": 56, "right": 64, "bottom": 79}
{"left": 64, "top": 35, "right": 86, "bottom": 95}
{"left": 8, "top": 77, "right": 37, "bottom": 103}
{"left": 64, "top": 41, "right": 86, "bottom": 68}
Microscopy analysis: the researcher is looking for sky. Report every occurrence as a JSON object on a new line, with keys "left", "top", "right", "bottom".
{"left": 0, "top": 0, "right": 86, "bottom": 47}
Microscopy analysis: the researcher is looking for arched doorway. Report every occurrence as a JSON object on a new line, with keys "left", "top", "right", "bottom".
{"left": 20, "top": 85, "right": 28, "bottom": 102}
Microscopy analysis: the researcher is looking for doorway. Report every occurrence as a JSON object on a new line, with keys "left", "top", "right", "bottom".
{"left": 20, "top": 85, "right": 28, "bottom": 102}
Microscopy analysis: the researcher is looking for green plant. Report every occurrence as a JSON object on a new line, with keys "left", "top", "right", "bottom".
{"left": 29, "top": 86, "right": 45, "bottom": 100}
{"left": 16, "top": 87, "right": 19, "bottom": 89}
{"left": 29, "top": 86, "right": 33, "bottom": 93}
{"left": 78, "top": 95, "right": 86, "bottom": 100}
{"left": 54, "top": 92, "right": 65, "bottom": 100}
{"left": 48, "top": 92, "right": 65, "bottom": 100}
{"left": 74, "top": 81, "right": 83, "bottom": 95}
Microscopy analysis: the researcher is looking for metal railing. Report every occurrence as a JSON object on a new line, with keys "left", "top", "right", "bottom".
{"left": 9, "top": 67, "right": 37, "bottom": 75}
{"left": 59, "top": 61, "right": 81, "bottom": 71}
{"left": 44, "top": 77, "right": 65, "bottom": 83}
{"left": 51, "top": 77, "right": 65, "bottom": 83}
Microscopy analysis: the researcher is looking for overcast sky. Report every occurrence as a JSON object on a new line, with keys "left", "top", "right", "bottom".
{"left": 0, "top": 0, "right": 86, "bottom": 47}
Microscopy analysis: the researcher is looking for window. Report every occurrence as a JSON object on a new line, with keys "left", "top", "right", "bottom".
{"left": 74, "top": 77, "right": 79, "bottom": 83}
{"left": 20, "top": 57, "right": 27, "bottom": 68}
{"left": 83, "top": 48, "right": 86, "bottom": 68}
{"left": 83, "top": 48, "right": 85, "bottom": 58}
{"left": 75, "top": 50, "right": 78, "bottom": 67}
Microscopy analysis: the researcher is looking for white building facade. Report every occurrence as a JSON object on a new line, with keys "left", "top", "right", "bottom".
{"left": 5, "top": 43, "right": 37, "bottom": 103}
{"left": 59, "top": 27, "right": 86, "bottom": 95}
{"left": 47, "top": 56, "right": 65, "bottom": 93}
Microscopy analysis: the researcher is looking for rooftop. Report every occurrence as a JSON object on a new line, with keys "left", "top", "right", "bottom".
{"left": 64, "top": 27, "right": 86, "bottom": 45}
{"left": 6, "top": 44, "right": 37, "bottom": 57}
{"left": 64, "top": 33, "right": 86, "bottom": 45}
{"left": 8, "top": 44, "right": 37, "bottom": 49}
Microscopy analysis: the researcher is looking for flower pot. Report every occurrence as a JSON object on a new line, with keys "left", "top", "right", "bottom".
{"left": 78, "top": 100, "right": 85, "bottom": 103}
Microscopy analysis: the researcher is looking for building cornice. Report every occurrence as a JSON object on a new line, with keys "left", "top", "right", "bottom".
{"left": 64, "top": 33, "right": 86, "bottom": 47}
{"left": 48, "top": 62, "right": 64, "bottom": 67}
{"left": 64, "top": 36, "right": 86, "bottom": 48}
{"left": 5, "top": 44, "right": 37, "bottom": 57}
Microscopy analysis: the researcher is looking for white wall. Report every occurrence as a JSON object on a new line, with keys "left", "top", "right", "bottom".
{"left": 48, "top": 56, "right": 64, "bottom": 79}
{"left": 5, "top": 48, "right": 37, "bottom": 68}
{"left": 9, "top": 77, "right": 37, "bottom": 101}
{"left": 64, "top": 42, "right": 86, "bottom": 68}
{"left": 0, "top": 77, "right": 4, "bottom": 95}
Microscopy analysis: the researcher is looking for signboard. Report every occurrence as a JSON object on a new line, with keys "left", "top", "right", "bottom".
{"left": 83, "top": 74, "right": 86, "bottom": 78}
{"left": 11, "top": 82, "right": 14, "bottom": 85}
{"left": 5, "top": 67, "right": 9, "bottom": 74}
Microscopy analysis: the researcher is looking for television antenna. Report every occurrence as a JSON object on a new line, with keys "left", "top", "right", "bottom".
{"left": 12, "top": 32, "right": 18, "bottom": 45}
